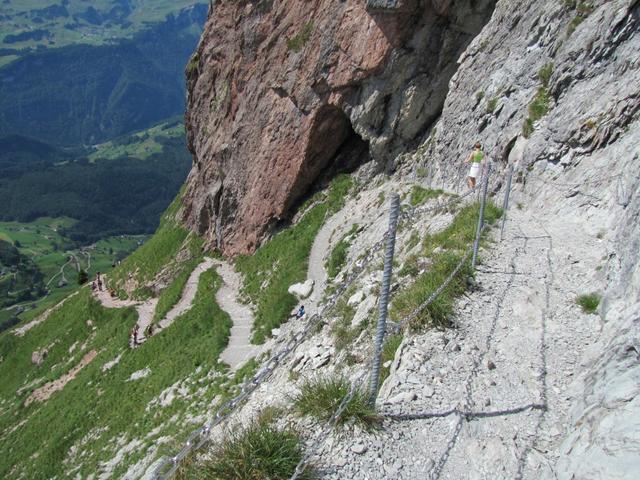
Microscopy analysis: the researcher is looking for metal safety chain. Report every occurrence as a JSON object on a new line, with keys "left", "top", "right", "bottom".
{"left": 369, "top": 194, "right": 400, "bottom": 404}
{"left": 155, "top": 166, "right": 508, "bottom": 479}
{"left": 289, "top": 166, "right": 511, "bottom": 479}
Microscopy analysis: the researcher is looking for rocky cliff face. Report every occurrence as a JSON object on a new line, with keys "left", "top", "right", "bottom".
{"left": 418, "top": 0, "right": 640, "bottom": 476}
{"left": 181, "top": 0, "right": 640, "bottom": 476}
{"left": 182, "top": 0, "right": 495, "bottom": 255}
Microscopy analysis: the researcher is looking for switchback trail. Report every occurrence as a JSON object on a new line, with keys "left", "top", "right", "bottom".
{"left": 93, "top": 258, "right": 215, "bottom": 346}
{"left": 215, "top": 260, "right": 259, "bottom": 370}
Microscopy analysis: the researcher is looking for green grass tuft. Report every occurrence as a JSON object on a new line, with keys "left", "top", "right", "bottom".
{"left": 186, "top": 417, "right": 313, "bottom": 480}
{"left": 391, "top": 202, "right": 502, "bottom": 329}
{"left": 566, "top": 2, "right": 594, "bottom": 36}
{"left": 293, "top": 376, "right": 380, "bottom": 428}
{"left": 326, "top": 224, "right": 359, "bottom": 280}
{"left": 577, "top": 293, "right": 600, "bottom": 314}
{"left": 409, "top": 186, "right": 444, "bottom": 207}
{"left": 522, "top": 88, "right": 550, "bottom": 138}
{"left": 538, "top": 63, "right": 554, "bottom": 87}
{"left": 236, "top": 175, "right": 354, "bottom": 344}
{"left": 287, "top": 22, "right": 314, "bottom": 53}
{"left": 486, "top": 97, "right": 499, "bottom": 114}
{"left": 330, "top": 296, "right": 367, "bottom": 351}
{"left": 380, "top": 334, "right": 403, "bottom": 383}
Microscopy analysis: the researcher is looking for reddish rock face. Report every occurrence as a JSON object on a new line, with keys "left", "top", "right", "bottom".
{"left": 182, "top": 0, "right": 495, "bottom": 255}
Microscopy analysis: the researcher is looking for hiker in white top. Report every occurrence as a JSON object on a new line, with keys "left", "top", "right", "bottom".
{"left": 465, "top": 142, "right": 485, "bottom": 189}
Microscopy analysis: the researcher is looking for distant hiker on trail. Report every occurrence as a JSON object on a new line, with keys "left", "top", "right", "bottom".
{"left": 95, "top": 272, "right": 103, "bottom": 291}
{"left": 132, "top": 324, "right": 139, "bottom": 347}
{"left": 144, "top": 323, "right": 154, "bottom": 339}
{"left": 465, "top": 142, "right": 485, "bottom": 189}
{"left": 295, "top": 305, "right": 306, "bottom": 319}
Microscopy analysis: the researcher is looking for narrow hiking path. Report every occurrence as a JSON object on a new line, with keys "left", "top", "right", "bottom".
{"left": 306, "top": 208, "right": 352, "bottom": 313}
{"left": 157, "top": 258, "right": 215, "bottom": 330}
{"left": 306, "top": 186, "right": 399, "bottom": 313}
{"left": 93, "top": 258, "right": 215, "bottom": 346}
{"left": 215, "top": 260, "right": 260, "bottom": 370}
{"left": 319, "top": 206, "right": 602, "bottom": 480}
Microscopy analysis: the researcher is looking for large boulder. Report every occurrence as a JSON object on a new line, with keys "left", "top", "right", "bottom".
{"left": 288, "top": 280, "right": 314, "bottom": 300}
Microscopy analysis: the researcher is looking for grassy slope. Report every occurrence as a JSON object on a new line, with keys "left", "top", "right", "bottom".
{"left": 236, "top": 175, "right": 354, "bottom": 344}
{"left": 0, "top": 266, "right": 231, "bottom": 479}
{"left": 391, "top": 201, "right": 502, "bottom": 328}
{"left": 107, "top": 192, "right": 195, "bottom": 299}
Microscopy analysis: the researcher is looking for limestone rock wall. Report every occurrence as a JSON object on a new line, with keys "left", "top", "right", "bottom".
{"left": 421, "top": 0, "right": 640, "bottom": 187}
{"left": 417, "top": 0, "right": 640, "bottom": 476}
{"left": 181, "top": 0, "right": 495, "bottom": 255}
{"left": 181, "top": 0, "right": 640, "bottom": 476}
{"left": 552, "top": 128, "right": 640, "bottom": 480}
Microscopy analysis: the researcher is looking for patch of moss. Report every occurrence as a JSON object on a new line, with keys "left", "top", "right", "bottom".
{"left": 287, "top": 22, "right": 314, "bottom": 52}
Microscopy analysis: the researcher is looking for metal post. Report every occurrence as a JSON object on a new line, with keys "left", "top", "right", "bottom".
{"left": 500, "top": 164, "right": 514, "bottom": 241}
{"left": 369, "top": 193, "right": 400, "bottom": 405}
{"left": 472, "top": 163, "right": 491, "bottom": 270}
{"left": 476, "top": 161, "right": 485, "bottom": 200}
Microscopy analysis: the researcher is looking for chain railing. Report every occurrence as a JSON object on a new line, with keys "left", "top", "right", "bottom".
{"left": 151, "top": 226, "right": 388, "bottom": 479}
{"left": 288, "top": 165, "right": 509, "bottom": 479}
{"left": 153, "top": 167, "right": 505, "bottom": 479}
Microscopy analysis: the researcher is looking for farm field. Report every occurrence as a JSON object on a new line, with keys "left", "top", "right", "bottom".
{"left": 88, "top": 119, "right": 186, "bottom": 162}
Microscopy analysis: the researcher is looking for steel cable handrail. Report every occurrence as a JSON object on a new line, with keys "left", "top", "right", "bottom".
{"left": 289, "top": 168, "right": 508, "bottom": 479}
{"left": 154, "top": 172, "right": 502, "bottom": 479}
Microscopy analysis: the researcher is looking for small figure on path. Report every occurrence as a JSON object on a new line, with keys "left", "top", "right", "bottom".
{"left": 144, "top": 323, "right": 154, "bottom": 339}
{"left": 132, "top": 324, "right": 139, "bottom": 347}
{"left": 295, "top": 305, "right": 306, "bottom": 319}
{"left": 465, "top": 141, "right": 485, "bottom": 189}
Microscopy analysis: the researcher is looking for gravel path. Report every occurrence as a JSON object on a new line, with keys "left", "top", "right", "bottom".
{"left": 93, "top": 258, "right": 216, "bottom": 346}
{"left": 306, "top": 208, "right": 352, "bottom": 313}
{"left": 317, "top": 206, "right": 601, "bottom": 479}
{"left": 306, "top": 185, "right": 401, "bottom": 313}
{"left": 157, "top": 258, "right": 216, "bottom": 330}
{"left": 215, "top": 260, "right": 260, "bottom": 370}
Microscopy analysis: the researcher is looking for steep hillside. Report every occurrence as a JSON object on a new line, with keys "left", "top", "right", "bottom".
{"left": 1, "top": 0, "right": 638, "bottom": 479}
{"left": 170, "top": 0, "right": 639, "bottom": 478}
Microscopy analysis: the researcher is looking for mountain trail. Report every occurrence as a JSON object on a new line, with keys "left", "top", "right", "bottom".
{"left": 93, "top": 258, "right": 216, "bottom": 346}
{"left": 306, "top": 208, "right": 351, "bottom": 313}
{"left": 306, "top": 185, "right": 400, "bottom": 313}
{"left": 317, "top": 206, "right": 602, "bottom": 479}
{"left": 157, "top": 258, "right": 215, "bottom": 330}
{"left": 215, "top": 260, "right": 260, "bottom": 370}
